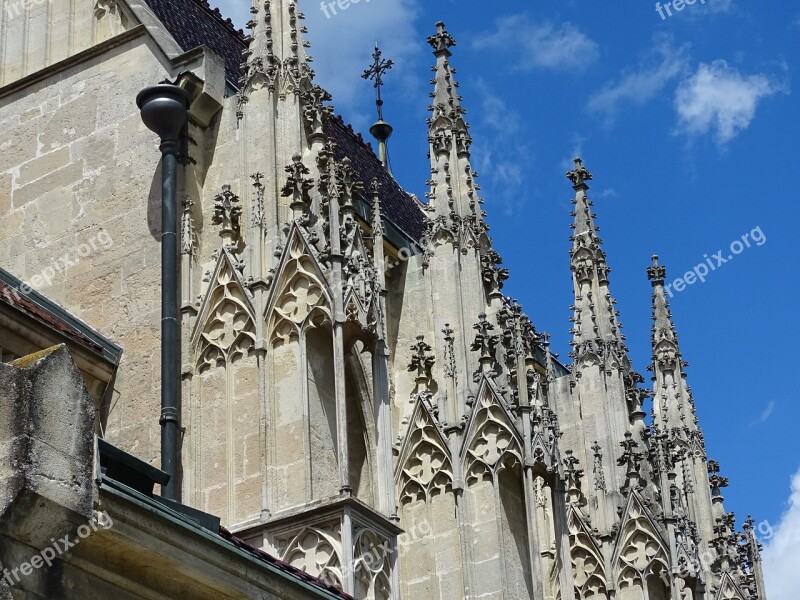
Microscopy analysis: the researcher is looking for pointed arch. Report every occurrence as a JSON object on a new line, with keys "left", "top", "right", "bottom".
{"left": 461, "top": 378, "right": 523, "bottom": 485}
{"left": 395, "top": 399, "right": 453, "bottom": 505}
{"left": 192, "top": 248, "right": 256, "bottom": 372}
{"left": 613, "top": 492, "right": 670, "bottom": 598}
{"left": 715, "top": 573, "right": 747, "bottom": 600}
{"left": 429, "top": 105, "right": 454, "bottom": 134}
{"left": 567, "top": 506, "right": 608, "bottom": 599}
{"left": 266, "top": 225, "right": 332, "bottom": 345}
{"left": 353, "top": 527, "right": 392, "bottom": 600}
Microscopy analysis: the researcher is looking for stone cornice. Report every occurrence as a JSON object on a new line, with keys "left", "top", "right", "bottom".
{"left": 0, "top": 26, "right": 147, "bottom": 101}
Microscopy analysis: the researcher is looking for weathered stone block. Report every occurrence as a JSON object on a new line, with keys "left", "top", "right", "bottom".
{"left": 12, "top": 161, "right": 85, "bottom": 209}
{"left": 17, "top": 147, "right": 71, "bottom": 187}
{"left": 39, "top": 94, "right": 98, "bottom": 152}
{"left": 0, "top": 172, "right": 11, "bottom": 216}
{"left": 0, "top": 346, "right": 96, "bottom": 549}
{"left": 0, "top": 119, "right": 39, "bottom": 173}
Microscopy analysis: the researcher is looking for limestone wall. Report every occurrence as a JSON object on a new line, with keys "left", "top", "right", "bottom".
{"left": 0, "top": 0, "right": 130, "bottom": 87}
{"left": 0, "top": 36, "right": 179, "bottom": 469}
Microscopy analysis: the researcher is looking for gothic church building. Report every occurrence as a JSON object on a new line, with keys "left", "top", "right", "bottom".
{"left": 0, "top": 1, "right": 767, "bottom": 599}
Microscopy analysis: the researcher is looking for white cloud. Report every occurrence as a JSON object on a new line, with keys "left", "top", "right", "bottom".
{"left": 208, "top": 0, "right": 422, "bottom": 131}
{"left": 702, "top": 0, "right": 734, "bottom": 14}
{"left": 471, "top": 80, "right": 530, "bottom": 217}
{"left": 587, "top": 35, "right": 690, "bottom": 124}
{"left": 473, "top": 14, "right": 598, "bottom": 71}
{"left": 674, "top": 60, "right": 785, "bottom": 146}
{"left": 303, "top": 0, "right": 422, "bottom": 120}
{"left": 763, "top": 467, "right": 800, "bottom": 600}
{"left": 749, "top": 400, "right": 775, "bottom": 427}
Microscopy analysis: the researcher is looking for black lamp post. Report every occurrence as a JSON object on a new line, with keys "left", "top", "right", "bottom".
{"left": 136, "top": 83, "right": 190, "bottom": 501}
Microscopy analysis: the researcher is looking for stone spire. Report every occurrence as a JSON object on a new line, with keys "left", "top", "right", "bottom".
{"left": 240, "top": 0, "right": 314, "bottom": 103}
{"left": 425, "top": 22, "right": 482, "bottom": 226}
{"left": 647, "top": 255, "right": 699, "bottom": 436}
{"left": 420, "top": 22, "right": 509, "bottom": 431}
{"left": 646, "top": 255, "right": 721, "bottom": 567}
{"left": 567, "top": 158, "right": 630, "bottom": 372}
{"left": 644, "top": 256, "right": 763, "bottom": 597}
{"left": 235, "top": 0, "right": 337, "bottom": 280}
{"left": 564, "top": 158, "right": 643, "bottom": 535}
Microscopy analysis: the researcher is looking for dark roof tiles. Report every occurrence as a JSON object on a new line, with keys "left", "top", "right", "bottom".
{"left": 326, "top": 115, "right": 428, "bottom": 243}
{"left": 142, "top": 0, "right": 246, "bottom": 86}
{"left": 142, "top": 0, "right": 429, "bottom": 244}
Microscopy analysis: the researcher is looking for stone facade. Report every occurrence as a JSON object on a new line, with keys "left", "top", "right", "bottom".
{"left": 0, "top": 345, "right": 352, "bottom": 599}
{"left": 0, "top": 2, "right": 767, "bottom": 599}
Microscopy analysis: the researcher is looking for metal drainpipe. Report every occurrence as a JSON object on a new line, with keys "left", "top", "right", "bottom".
{"left": 136, "top": 83, "right": 190, "bottom": 501}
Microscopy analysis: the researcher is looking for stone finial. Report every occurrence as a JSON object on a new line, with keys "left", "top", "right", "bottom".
{"left": 742, "top": 515, "right": 763, "bottom": 562}
{"left": 301, "top": 85, "right": 333, "bottom": 140}
{"left": 708, "top": 460, "right": 729, "bottom": 498}
{"left": 591, "top": 441, "right": 606, "bottom": 492}
{"left": 370, "top": 179, "right": 384, "bottom": 237}
{"left": 711, "top": 512, "right": 740, "bottom": 570}
{"left": 281, "top": 154, "right": 314, "bottom": 221}
{"left": 566, "top": 157, "right": 592, "bottom": 191}
{"left": 563, "top": 450, "right": 585, "bottom": 504}
{"left": 618, "top": 432, "right": 645, "bottom": 492}
{"left": 471, "top": 314, "right": 500, "bottom": 382}
{"left": 336, "top": 157, "right": 363, "bottom": 214}
{"left": 251, "top": 172, "right": 265, "bottom": 229}
{"left": 212, "top": 185, "right": 241, "bottom": 242}
{"left": 442, "top": 324, "right": 456, "bottom": 378}
{"left": 471, "top": 314, "right": 498, "bottom": 360}
{"left": 427, "top": 21, "right": 456, "bottom": 55}
{"left": 408, "top": 335, "right": 435, "bottom": 383}
{"left": 480, "top": 250, "right": 509, "bottom": 297}
{"left": 647, "top": 255, "right": 667, "bottom": 285}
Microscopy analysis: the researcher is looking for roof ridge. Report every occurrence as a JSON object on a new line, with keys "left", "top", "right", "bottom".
{"left": 331, "top": 114, "right": 374, "bottom": 154}
{"left": 141, "top": 0, "right": 246, "bottom": 85}
{"left": 325, "top": 116, "right": 429, "bottom": 244}
{"left": 187, "top": 0, "right": 247, "bottom": 42}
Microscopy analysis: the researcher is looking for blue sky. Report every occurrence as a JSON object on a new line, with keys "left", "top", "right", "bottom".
{"left": 212, "top": 0, "right": 799, "bottom": 590}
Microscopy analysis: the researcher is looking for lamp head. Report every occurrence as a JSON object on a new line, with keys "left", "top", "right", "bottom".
{"left": 136, "top": 83, "right": 190, "bottom": 148}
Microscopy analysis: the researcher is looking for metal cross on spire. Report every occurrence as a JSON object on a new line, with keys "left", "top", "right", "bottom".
{"left": 361, "top": 43, "right": 394, "bottom": 122}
